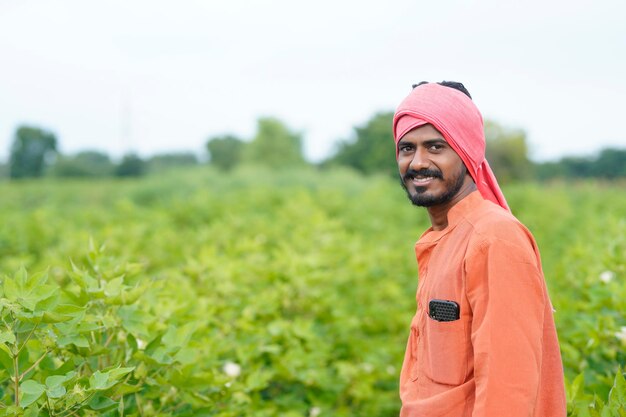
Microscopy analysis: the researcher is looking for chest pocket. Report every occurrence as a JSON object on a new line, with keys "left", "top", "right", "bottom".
{"left": 422, "top": 315, "right": 468, "bottom": 386}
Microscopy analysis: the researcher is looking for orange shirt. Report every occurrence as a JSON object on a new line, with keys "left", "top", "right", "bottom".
{"left": 399, "top": 191, "right": 566, "bottom": 417}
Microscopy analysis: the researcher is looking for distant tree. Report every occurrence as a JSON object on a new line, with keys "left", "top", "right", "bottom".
{"left": 325, "top": 112, "right": 396, "bottom": 176}
{"left": 484, "top": 120, "right": 532, "bottom": 183}
{"left": 9, "top": 125, "right": 58, "bottom": 178}
{"left": 535, "top": 147, "right": 626, "bottom": 180}
{"left": 242, "top": 118, "right": 306, "bottom": 169}
{"left": 115, "top": 153, "right": 146, "bottom": 177}
{"left": 51, "top": 151, "right": 114, "bottom": 177}
{"left": 534, "top": 160, "right": 567, "bottom": 180}
{"left": 206, "top": 135, "right": 245, "bottom": 171}
{"left": 591, "top": 148, "right": 626, "bottom": 179}
{"left": 147, "top": 152, "right": 198, "bottom": 172}
{"left": 559, "top": 156, "right": 594, "bottom": 179}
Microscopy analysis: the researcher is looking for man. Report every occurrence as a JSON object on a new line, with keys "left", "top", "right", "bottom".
{"left": 393, "top": 81, "right": 566, "bottom": 416}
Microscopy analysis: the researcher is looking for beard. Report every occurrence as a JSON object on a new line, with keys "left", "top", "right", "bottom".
{"left": 400, "top": 165, "right": 467, "bottom": 207}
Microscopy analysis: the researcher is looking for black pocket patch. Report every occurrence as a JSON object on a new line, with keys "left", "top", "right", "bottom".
{"left": 428, "top": 299, "right": 460, "bottom": 322}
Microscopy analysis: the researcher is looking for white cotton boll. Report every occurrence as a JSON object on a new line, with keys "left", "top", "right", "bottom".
{"left": 309, "top": 406, "right": 321, "bottom": 417}
{"left": 223, "top": 361, "right": 241, "bottom": 378}
{"left": 599, "top": 270, "right": 615, "bottom": 283}
{"left": 136, "top": 338, "right": 147, "bottom": 350}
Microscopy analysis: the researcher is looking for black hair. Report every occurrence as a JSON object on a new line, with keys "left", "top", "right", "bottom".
{"left": 411, "top": 80, "right": 472, "bottom": 99}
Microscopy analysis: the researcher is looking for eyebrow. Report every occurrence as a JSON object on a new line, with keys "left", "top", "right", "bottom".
{"left": 422, "top": 138, "right": 447, "bottom": 146}
{"left": 398, "top": 138, "right": 447, "bottom": 147}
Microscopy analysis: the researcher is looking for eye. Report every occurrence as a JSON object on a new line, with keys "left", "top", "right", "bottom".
{"left": 398, "top": 143, "right": 414, "bottom": 152}
{"left": 428, "top": 143, "right": 444, "bottom": 151}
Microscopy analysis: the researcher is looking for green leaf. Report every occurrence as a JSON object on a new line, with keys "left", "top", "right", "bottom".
{"left": 69, "top": 264, "right": 100, "bottom": 294}
{"left": 87, "top": 394, "right": 117, "bottom": 411}
{"left": 118, "top": 305, "right": 150, "bottom": 337}
{"left": 173, "top": 347, "right": 197, "bottom": 365}
{"left": 33, "top": 286, "right": 59, "bottom": 311}
{"left": 45, "top": 375, "right": 67, "bottom": 388}
{"left": 89, "top": 367, "right": 134, "bottom": 391}
{"left": 117, "top": 394, "right": 124, "bottom": 416}
{"left": 590, "top": 407, "right": 602, "bottom": 417}
{"left": 23, "top": 404, "right": 40, "bottom": 417}
{"left": 0, "top": 330, "right": 16, "bottom": 345}
{"left": 113, "top": 382, "right": 142, "bottom": 396}
{"left": 0, "top": 345, "right": 14, "bottom": 373}
{"left": 43, "top": 371, "right": 76, "bottom": 399}
{"left": 593, "top": 394, "right": 606, "bottom": 411}
{"left": 601, "top": 406, "right": 612, "bottom": 417}
{"left": 570, "top": 373, "right": 585, "bottom": 401}
{"left": 20, "top": 380, "right": 45, "bottom": 407}
{"left": 2, "top": 269, "right": 57, "bottom": 312}
{"left": 89, "top": 371, "right": 109, "bottom": 390}
{"left": 245, "top": 369, "right": 274, "bottom": 391}
{"left": 147, "top": 346, "right": 174, "bottom": 365}
{"left": 46, "top": 384, "right": 66, "bottom": 399}
{"left": 57, "top": 334, "right": 89, "bottom": 348}
{"left": 108, "top": 366, "right": 134, "bottom": 381}
{"left": 104, "top": 277, "right": 124, "bottom": 297}
{"left": 15, "top": 267, "right": 28, "bottom": 289}
{"left": 162, "top": 322, "right": 196, "bottom": 351}
{"left": 608, "top": 368, "right": 626, "bottom": 406}
{"left": 42, "top": 303, "right": 86, "bottom": 323}
{"left": 27, "top": 270, "right": 49, "bottom": 290}
{"left": 3, "top": 277, "right": 18, "bottom": 300}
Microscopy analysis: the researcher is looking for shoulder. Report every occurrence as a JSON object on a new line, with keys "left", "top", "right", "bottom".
{"left": 463, "top": 199, "right": 539, "bottom": 264}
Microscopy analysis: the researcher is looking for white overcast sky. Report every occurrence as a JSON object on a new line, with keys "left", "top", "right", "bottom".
{"left": 1, "top": 0, "right": 625, "bottom": 162}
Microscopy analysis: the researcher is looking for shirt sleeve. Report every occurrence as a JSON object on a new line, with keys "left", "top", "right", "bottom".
{"left": 465, "top": 230, "right": 546, "bottom": 417}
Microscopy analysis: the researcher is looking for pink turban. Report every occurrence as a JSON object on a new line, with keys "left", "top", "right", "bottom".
{"left": 393, "top": 83, "right": 510, "bottom": 212}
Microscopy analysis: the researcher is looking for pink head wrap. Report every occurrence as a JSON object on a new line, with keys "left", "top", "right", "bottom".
{"left": 393, "top": 83, "right": 510, "bottom": 212}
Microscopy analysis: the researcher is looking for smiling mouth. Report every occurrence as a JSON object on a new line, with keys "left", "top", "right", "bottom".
{"left": 412, "top": 176, "right": 436, "bottom": 183}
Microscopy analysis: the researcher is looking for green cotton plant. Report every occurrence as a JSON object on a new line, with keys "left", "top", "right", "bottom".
{"left": 0, "top": 241, "right": 190, "bottom": 416}
{"left": 567, "top": 369, "right": 626, "bottom": 417}
{"left": 0, "top": 170, "right": 624, "bottom": 416}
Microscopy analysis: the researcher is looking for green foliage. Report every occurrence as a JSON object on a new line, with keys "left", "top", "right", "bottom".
{"left": 51, "top": 151, "right": 114, "bottom": 178}
{"left": 593, "top": 148, "right": 626, "bottom": 179}
{"left": 326, "top": 112, "right": 397, "bottom": 176}
{"left": 536, "top": 148, "right": 626, "bottom": 181}
{"left": 484, "top": 120, "right": 532, "bottom": 183}
{"left": 0, "top": 169, "right": 623, "bottom": 415}
{"left": 206, "top": 135, "right": 245, "bottom": 171}
{"left": 115, "top": 154, "right": 146, "bottom": 177}
{"left": 9, "top": 126, "right": 58, "bottom": 179}
{"left": 0, "top": 259, "right": 142, "bottom": 416}
{"left": 147, "top": 153, "right": 198, "bottom": 173}
{"left": 49, "top": 151, "right": 201, "bottom": 178}
{"left": 566, "top": 370, "right": 626, "bottom": 416}
{"left": 242, "top": 118, "right": 307, "bottom": 169}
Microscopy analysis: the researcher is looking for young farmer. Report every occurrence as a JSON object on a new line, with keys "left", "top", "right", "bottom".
{"left": 394, "top": 81, "right": 566, "bottom": 416}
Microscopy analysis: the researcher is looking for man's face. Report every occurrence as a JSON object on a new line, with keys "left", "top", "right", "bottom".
{"left": 397, "top": 124, "right": 468, "bottom": 207}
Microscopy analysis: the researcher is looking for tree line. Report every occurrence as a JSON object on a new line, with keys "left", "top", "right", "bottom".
{"left": 1, "top": 126, "right": 199, "bottom": 179}
{"left": 2, "top": 115, "right": 624, "bottom": 182}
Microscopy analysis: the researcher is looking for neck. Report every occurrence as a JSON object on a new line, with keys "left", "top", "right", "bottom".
{"left": 427, "top": 177, "right": 477, "bottom": 231}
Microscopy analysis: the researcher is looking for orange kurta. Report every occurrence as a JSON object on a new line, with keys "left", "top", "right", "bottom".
{"left": 399, "top": 191, "right": 566, "bottom": 417}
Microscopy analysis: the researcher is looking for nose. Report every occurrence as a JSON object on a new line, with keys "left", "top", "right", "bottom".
{"left": 409, "top": 148, "right": 430, "bottom": 171}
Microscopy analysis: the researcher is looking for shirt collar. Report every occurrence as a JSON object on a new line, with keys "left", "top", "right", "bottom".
{"left": 416, "top": 190, "right": 484, "bottom": 245}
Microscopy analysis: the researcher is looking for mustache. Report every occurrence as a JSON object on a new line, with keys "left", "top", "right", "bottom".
{"left": 403, "top": 168, "right": 443, "bottom": 181}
